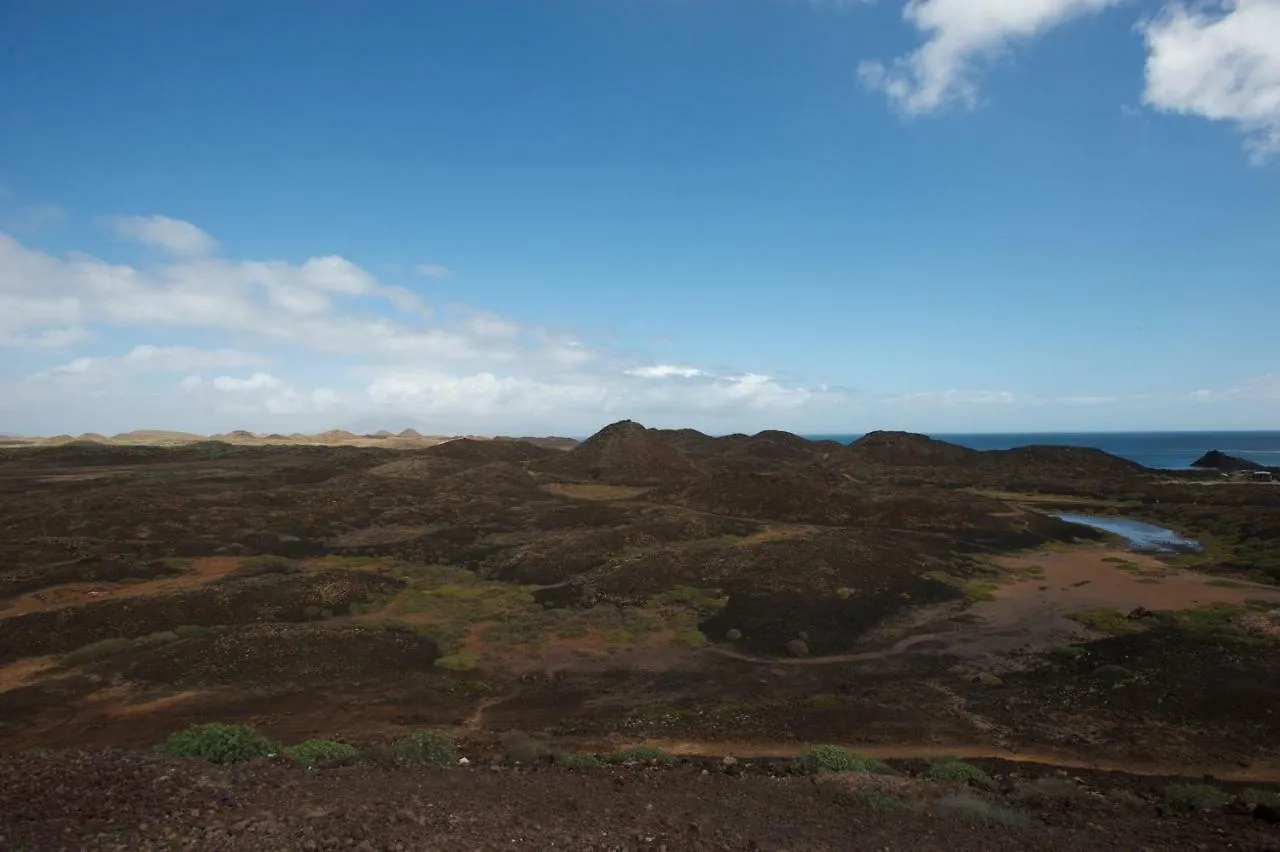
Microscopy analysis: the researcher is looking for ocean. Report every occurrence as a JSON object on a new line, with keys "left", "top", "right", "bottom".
{"left": 802, "top": 431, "right": 1280, "bottom": 471}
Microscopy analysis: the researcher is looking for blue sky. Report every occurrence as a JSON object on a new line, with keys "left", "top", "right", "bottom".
{"left": 1, "top": 0, "right": 1278, "bottom": 436}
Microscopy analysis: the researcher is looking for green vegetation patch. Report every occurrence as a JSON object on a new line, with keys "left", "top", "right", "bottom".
{"left": 860, "top": 791, "right": 912, "bottom": 813}
{"left": 284, "top": 739, "right": 361, "bottom": 769}
{"left": 157, "top": 723, "right": 275, "bottom": 764}
{"left": 795, "top": 745, "right": 888, "bottom": 775}
{"left": 173, "top": 624, "right": 212, "bottom": 639}
{"left": 1204, "top": 578, "right": 1246, "bottom": 588}
{"left": 615, "top": 746, "right": 677, "bottom": 765}
{"left": 1051, "top": 644, "right": 1087, "bottom": 660}
{"left": 391, "top": 730, "right": 458, "bottom": 767}
{"left": 1242, "top": 788, "right": 1280, "bottom": 807}
{"left": 559, "top": 752, "right": 604, "bottom": 770}
{"left": 435, "top": 653, "right": 480, "bottom": 672}
{"left": 1164, "top": 783, "right": 1232, "bottom": 810}
{"left": 63, "top": 637, "right": 135, "bottom": 665}
{"left": 1152, "top": 604, "right": 1252, "bottom": 642}
{"left": 929, "top": 758, "right": 996, "bottom": 791}
{"left": 806, "top": 694, "right": 841, "bottom": 711}
{"left": 500, "top": 730, "right": 551, "bottom": 764}
{"left": 1068, "top": 609, "right": 1141, "bottom": 636}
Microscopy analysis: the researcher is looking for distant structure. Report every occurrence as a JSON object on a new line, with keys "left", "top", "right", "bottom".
{"left": 1252, "top": 470, "right": 1275, "bottom": 483}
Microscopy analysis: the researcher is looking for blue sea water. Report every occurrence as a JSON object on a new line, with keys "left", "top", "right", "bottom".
{"left": 803, "top": 431, "right": 1280, "bottom": 471}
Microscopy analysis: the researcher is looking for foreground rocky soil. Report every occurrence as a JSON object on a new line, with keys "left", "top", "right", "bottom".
{"left": 3, "top": 750, "right": 1278, "bottom": 852}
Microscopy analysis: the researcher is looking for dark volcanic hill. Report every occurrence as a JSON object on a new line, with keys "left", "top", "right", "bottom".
{"left": 845, "top": 431, "right": 977, "bottom": 466}
{"left": 534, "top": 420, "right": 699, "bottom": 485}
{"left": 1191, "top": 450, "right": 1267, "bottom": 472}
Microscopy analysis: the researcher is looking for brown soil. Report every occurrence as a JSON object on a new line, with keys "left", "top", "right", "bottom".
{"left": 2, "top": 423, "right": 1280, "bottom": 847}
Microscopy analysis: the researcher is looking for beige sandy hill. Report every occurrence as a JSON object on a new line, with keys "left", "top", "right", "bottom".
{"left": 109, "top": 430, "right": 205, "bottom": 445}
{"left": 397, "top": 428, "right": 424, "bottom": 439}
{"left": 74, "top": 433, "right": 110, "bottom": 443}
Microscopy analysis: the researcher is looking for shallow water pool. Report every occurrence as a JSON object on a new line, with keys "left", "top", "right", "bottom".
{"left": 1054, "top": 513, "right": 1202, "bottom": 554}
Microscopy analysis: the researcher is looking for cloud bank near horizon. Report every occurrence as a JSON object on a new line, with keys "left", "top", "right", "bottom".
{"left": 0, "top": 214, "right": 1275, "bottom": 437}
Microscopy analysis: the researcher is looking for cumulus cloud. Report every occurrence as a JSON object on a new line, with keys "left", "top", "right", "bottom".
{"left": 625, "top": 365, "right": 705, "bottom": 379}
{"left": 859, "top": 0, "right": 1124, "bottom": 114}
{"left": 0, "top": 219, "right": 848, "bottom": 434}
{"left": 109, "top": 215, "right": 219, "bottom": 255}
{"left": 1141, "top": 0, "right": 1280, "bottom": 162}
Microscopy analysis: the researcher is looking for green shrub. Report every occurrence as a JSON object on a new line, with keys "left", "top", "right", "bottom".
{"left": 725, "top": 628, "right": 743, "bottom": 641}
{"left": 303, "top": 605, "right": 322, "bottom": 620}
{"left": 1051, "top": 644, "right": 1087, "bottom": 660}
{"left": 929, "top": 758, "right": 996, "bottom": 790}
{"left": 795, "top": 745, "right": 888, "bottom": 775}
{"left": 1241, "top": 788, "right": 1280, "bottom": 807}
{"left": 284, "top": 739, "right": 360, "bottom": 769}
{"left": 434, "top": 653, "right": 480, "bottom": 671}
{"left": 391, "top": 730, "right": 457, "bottom": 767}
{"left": 1068, "top": 609, "right": 1140, "bottom": 636}
{"left": 157, "top": 723, "right": 275, "bottom": 764}
{"left": 1164, "top": 783, "right": 1232, "bottom": 810}
{"left": 138, "top": 630, "right": 180, "bottom": 645}
{"left": 173, "top": 625, "right": 211, "bottom": 639}
{"left": 936, "top": 793, "right": 1031, "bottom": 828}
{"left": 1092, "top": 664, "right": 1135, "bottom": 683}
{"left": 860, "top": 791, "right": 911, "bottom": 813}
{"left": 500, "top": 730, "right": 550, "bottom": 764}
{"left": 63, "top": 637, "right": 135, "bottom": 665}
{"left": 615, "top": 746, "right": 676, "bottom": 765}
{"left": 559, "top": 752, "right": 604, "bottom": 770}
{"left": 807, "top": 694, "right": 840, "bottom": 710}
{"left": 972, "top": 672, "right": 1003, "bottom": 687}
{"left": 1107, "top": 788, "right": 1146, "bottom": 808}
{"left": 675, "top": 628, "right": 708, "bottom": 648}
{"left": 1012, "top": 777, "right": 1087, "bottom": 804}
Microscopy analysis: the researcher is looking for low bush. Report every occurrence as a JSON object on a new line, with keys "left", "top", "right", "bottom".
{"left": 1051, "top": 644, "right": 1087, "bottom": 660}
{"left": 860, "top": 791, "right": 911, "bottom": 813}
{"left": 173, "top": 625, "right": 211, "bottom": 639}
{"left": 284, "top": 739, "right": 361, "bottom": 769}
{"left": 615, "top": 746, "right": 676, "bottom": 765}
{"left": 807, "top": 694, "right": 840, "bottom": 711}
{"left": 1164, "top": 783, "right": 1232, "bottom": 810}
{"left": 157, "top": 723, "right": 275, "bottom": 764}
{"left": 237, "top": 555, "right": 296, "bottom": 574}
{"left": 1068, "top": 609, "right": 1140, "bottom": 636}
{"left": 935, "top": 793, "right": 1031, "bottom": 828}
{"left": 434, "top": 653, "right": 480, "bottom": 671}
{"left": 1092, "top": 664, "right": 1135, "bottom": 683}
{"left": 558, "top": 752, "right": 604, "bottom": 770}
{"left": 795, "top": 745, "right": 888, "bottom": 775}
{"left": 929, "top": 758, "right": 996, "bottom": 791}
{"left": 972, "top": 672, "right": 1003, "bottom": 687}
{"left": 63, "top": 637, "right": 135, "bottom": 665}
{"left": 1107, "top": 788, "right": 1146, "bottom": 808}
{"left": 725, "top": 628, "right": 743, "bottom": 641}
{"left": 391, "top": 730, "right": 458, "bottom": 767}
{"left": 1241, "top": 787, "right": 1280, "bottom": 807}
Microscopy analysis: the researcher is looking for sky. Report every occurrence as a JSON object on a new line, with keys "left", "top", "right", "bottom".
{"left": 1, "top": 0, "right": 1278, "bottom": 437}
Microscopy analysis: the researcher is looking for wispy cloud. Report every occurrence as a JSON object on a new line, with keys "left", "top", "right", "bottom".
{"left": 859, "top": 0, "right": 1125, "bottom": 115}
{"left": 108, "top": 214, "right": 219, "bottom": 255}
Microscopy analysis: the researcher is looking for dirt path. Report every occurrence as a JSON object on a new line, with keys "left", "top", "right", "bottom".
{"left": 636, "top": 739, "right": 1280, "bottom": 783}
{"left": 705, "top": 632, "right": 945, "bottom": 666}
{"left": 0, "top": 556, "right": 242, "bottom": 616}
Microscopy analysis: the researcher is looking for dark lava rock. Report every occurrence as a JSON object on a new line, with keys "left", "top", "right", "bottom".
{"left": 1191, "top": 450, "right": 1265, "bottom": 472}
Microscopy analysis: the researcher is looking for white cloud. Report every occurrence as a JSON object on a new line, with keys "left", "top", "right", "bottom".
{"left": 212, "top": 373, "right": 285, "bottom": 392}
{"left": 859, "top": 0, "right": 1124, "bottom": 114}
{"left": 1141, "top": 0, "right": 1280, "bottom": 162}
{"left": 109, "top": 215, "right": 219, "bottom": 255}
{"left": 415, "top": 263, "right": 453, "bottom": 278}
{"left": 626, "top": 364, "right": 705, "bottom": 379}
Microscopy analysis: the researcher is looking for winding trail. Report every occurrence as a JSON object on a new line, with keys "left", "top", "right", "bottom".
{"left": 705, "top": 633, "right": 945, "bottom": 666}
{"left": 633, "top": 739, "right": 1280, "bottom": 783}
